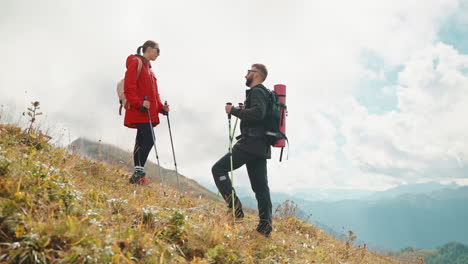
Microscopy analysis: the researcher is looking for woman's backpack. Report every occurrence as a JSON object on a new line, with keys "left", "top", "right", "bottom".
{"left": 116, "top": 57, "right": 143, "bottom": 115}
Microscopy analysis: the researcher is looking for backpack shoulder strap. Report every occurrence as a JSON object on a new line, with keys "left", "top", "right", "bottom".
{"left": 134, "top": 57, "right": 143, "bottom": 80}
{"left": 252, "top": 85, "right": 272, "bottom": 104}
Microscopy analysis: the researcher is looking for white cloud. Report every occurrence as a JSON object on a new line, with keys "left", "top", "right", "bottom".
{"left": 341, "top": 43, "right": 468, "bottom": 182}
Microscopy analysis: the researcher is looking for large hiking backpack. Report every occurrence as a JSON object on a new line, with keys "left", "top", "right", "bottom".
{"left": 117, "top": 57, "right": 143, "bottom": 115}
{"left": 263, "top": 84, "right": 288, "bottom": 161}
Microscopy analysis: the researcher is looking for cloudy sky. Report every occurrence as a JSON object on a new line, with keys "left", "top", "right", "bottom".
{"left": 1, "top": 0, "right": 468, "bottom": 194}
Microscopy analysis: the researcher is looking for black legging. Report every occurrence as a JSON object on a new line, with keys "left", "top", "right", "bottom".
{"left": 133, "top": 123, "right": 154, "bottom": 168}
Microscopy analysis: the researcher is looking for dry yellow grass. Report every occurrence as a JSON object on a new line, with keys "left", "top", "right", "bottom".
{"left": 0, "top": 124, "right": 415, "bottom": 263}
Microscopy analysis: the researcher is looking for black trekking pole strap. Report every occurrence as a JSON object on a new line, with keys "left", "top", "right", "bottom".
{"left": 278, "top": 136, "right": 289, "bottom": 162}
{"left": 226, "top": 102, "right": 234, "bottom": 144}
{"left": 141, "top": 96, "right": 148, "bottom": 112}
{"left": 226, "top": 102, "right": 232, "bottom": 120}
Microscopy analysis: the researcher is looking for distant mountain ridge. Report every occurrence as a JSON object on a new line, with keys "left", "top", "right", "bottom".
{"left": 233, "top": 183, "right": 468, "bottom": 251}
{"left": 275, "top": 182, "right": 461, "bottom": 202}
{"left": 365, "top": 182, "right": 460, "bottom": 200}
{"left": 280, "top": 187, "right": 468, "bottom": 250}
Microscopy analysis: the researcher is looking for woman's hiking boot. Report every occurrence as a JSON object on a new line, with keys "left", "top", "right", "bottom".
{"left": 129, "top": 171, "right": 148, "bottom": 185}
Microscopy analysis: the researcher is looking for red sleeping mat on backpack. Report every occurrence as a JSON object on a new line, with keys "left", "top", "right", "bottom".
{"left": 274, "top": 84, "right": 286, "bottom": 148}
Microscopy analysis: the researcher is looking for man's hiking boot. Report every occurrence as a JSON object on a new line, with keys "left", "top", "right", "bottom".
{"left": 129, "top": 171, "right": 148, "bottom": 185}
{"left": 224, "top": 195, "right": 244, "bottom": 221}
{"left": 256, "top": 221, "right": 272, "bottom": 238}
{"left": 226, "top": 207, "right": 244, "bottom": 222}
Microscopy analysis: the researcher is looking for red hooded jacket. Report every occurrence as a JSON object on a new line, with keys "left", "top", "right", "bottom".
{"left": 123, "top": 54, "right": 164, "bottom": 128}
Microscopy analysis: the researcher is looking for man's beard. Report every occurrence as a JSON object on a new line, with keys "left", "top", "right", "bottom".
{"left": 245, "top": 78, "right": 253, "bottom": 87}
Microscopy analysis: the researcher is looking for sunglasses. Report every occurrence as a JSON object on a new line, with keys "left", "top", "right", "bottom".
{"left": 247, "top": 70, "right": 258, "bottom": 73}
{"left": 152, "top": 46, "right": 160, "bottom": 54}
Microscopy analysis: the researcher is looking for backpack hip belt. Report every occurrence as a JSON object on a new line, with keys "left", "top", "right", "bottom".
{"left": 236, "top": 127, "right": 266, "bottom": 140}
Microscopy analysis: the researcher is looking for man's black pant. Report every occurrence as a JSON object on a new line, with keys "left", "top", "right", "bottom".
{"left": 212, "top": 147, "right": 272, "bottom": 226}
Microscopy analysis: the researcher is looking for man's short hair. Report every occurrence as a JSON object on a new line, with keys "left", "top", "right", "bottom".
{"left": 252, "top": 63, "right": 268, "bottom": 80}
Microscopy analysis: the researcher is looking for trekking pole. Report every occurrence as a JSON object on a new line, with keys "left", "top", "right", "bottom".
{"left": 226, "top": 102, "right": 236, "bottom": 219}
{"left": 230, "top": 103, "right": 242, "bottom": 138}
{"left": 165, "top": 101, "right": 182, "bottom": 197}
{"left": 217, "top": 103, "right": 242, "bottom": 203}
{"left": 143, "top": 96, "right": 167, "bottom": 196}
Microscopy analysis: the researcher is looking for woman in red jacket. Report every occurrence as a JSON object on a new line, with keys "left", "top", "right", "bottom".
{"left": 124, "top": 40, "right": 169, "bottom": 184}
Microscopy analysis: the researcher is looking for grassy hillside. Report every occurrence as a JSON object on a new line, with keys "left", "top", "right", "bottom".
{"left": 69, "top": 137, "right": 218, "bottom": 201}
{"left": 0, "top": 124, "right": 409, "bottom": 263}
